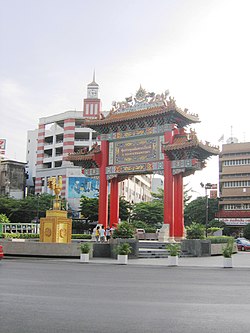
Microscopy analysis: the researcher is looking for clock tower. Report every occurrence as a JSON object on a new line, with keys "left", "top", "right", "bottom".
{"left": 83, "top": 72, "right": 101, "bottom": 119}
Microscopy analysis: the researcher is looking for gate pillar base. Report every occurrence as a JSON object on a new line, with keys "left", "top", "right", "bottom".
{"left": 168, "top": 237, "right": 176, "bottom": 243}
{"left": 158, "top": 224, "right": 170, "bottom": 242}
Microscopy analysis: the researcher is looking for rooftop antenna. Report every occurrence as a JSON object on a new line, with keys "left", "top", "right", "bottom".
{"left": 230, "top": 125, "right": 233, "bottom": 143}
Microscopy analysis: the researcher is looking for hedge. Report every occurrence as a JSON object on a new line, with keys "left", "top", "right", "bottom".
{"left": 71, "top": 234, "right": 92, "bottom": 239}
{"left": 1, "top": 233, "right": 92, "bottom": 240}
{"left": 207, "top": 236, "right": 234, "bottom": 244}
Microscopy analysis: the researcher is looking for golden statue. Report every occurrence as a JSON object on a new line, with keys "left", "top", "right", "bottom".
{"left": 40, "top": 175, "right": 72, "bottom": 243}
{"left": 48, "top": 176, "right": 63, "bottom": 210}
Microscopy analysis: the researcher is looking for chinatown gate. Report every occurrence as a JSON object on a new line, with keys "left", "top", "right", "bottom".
{"left": 67, "top": 87, "right": 219, "bottom": 240}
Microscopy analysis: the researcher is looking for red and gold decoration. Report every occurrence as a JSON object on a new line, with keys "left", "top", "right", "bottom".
{"left": 66, "top": 86, "right": 219, "bottom": 240}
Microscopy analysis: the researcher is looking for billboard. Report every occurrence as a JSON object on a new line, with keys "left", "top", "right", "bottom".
{"left": 0, "top": 139, "right": 6, "bottom": 156}
{"left": 68, "top": 177, "right": 99, "bottom": 199}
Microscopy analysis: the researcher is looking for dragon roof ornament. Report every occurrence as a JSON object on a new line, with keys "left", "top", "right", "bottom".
{"left": 109, "top": 86, "right": 198, "bottom": 119}
{"left": 110, "top": 86, "right": 171, "bottom": 114}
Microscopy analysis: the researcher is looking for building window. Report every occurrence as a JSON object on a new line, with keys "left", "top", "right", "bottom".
{"left": 224, "top": 159, "right": 250, "bottom": 166}
{"left": 224, "top": 180, "right": 250, "bottom": 188}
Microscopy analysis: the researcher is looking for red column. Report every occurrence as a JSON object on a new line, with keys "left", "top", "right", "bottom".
{"left": 163, "top": 130, "right": 174, "bottom": 238}
{"left": 98, "top": 140, "right": 109, "bottom": 228}
{"left": 173, "top": 173, "right": 184, "bottom": 239}
{"left": 164, "top": 158, "right": 174, "bottom": 237}
{"left": 110, "top": 177, "right": 119, "bottom": 228}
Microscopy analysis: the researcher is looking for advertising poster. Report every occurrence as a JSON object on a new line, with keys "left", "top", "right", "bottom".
{"left": 0, "top": 139, "right": 6, "bottom": 156}
{"left": 68, "top": 177, "right": 99, "bottom": 199}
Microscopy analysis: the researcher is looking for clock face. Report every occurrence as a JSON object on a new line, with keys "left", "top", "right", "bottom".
{"left": 89, "top": 89, "right": 97, "bottom": 97}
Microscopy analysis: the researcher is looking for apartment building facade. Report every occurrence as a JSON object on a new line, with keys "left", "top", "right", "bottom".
{"left": 217, "top": 141, "right": 250, "bottom": 234}
{"left": 0, "top": 159, "right": 26, "bottom": 199}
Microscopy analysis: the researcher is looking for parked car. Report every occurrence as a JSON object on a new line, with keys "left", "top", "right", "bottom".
{"left": 236, "top": 238, "right": 250, "bottom": 251}
{"left": 0, "top": 245, "right": 4, "bottom": 260}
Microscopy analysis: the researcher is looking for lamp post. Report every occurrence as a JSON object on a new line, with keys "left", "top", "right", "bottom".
{"left": 36, "top": 193, "right": 40, "bottom": 222}
{"left": 200, "top": 182, "right": 213, "bottom": 238}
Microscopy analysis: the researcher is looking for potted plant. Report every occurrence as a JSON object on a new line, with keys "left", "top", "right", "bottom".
{"left": 80, "top": 242, "right": 91, "bottom": 263}
{"left": 166, "top": 243, "right": 181, "bottom": 266}
{"left": 222, "top": 238, "right": 234, "bottom": 268}
{"left": 114, "top": 242, "right": 132, "bottom": 264}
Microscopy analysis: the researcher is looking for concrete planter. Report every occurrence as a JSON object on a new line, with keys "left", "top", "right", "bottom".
{"left": 110, "top": 238, "right": 138, "bottom": 259}
{"left": 144, "top": 233, "right": 158, "bottom": 240}
{"left": 223, "top": 257, "right": 233, "bottom": 268}
{"left": 211, "top": 243, "right": 238, "bottom": 256}
{"left": 181, "top": 239, "right": 211, "bottom": 257}
{"left": 80, "top": 253, "right": 89, "bottom": 263}
{"left": 117, "top": 254, "right": 128, "bottom": 265}
{"left": 168, "top": 255, "right": 178, "bottom": 266}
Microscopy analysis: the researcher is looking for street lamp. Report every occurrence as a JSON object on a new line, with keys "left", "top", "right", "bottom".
{"left": 36, "top": 194, "right": 40, "bottom": 223}
{"left": 200, "top": 182, "right": 213, "bottom": 238}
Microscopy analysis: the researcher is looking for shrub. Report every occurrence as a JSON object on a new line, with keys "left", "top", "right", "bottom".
{"left": 131, "top": 221, "right": 148, "bottom": 230}
{"left": 207, "top": 227, "right": 222, "bottom": 235}
{"left": 80, "top": 243, "right": 91, "bottom": 254}
{"left": 222, "top": 238, "right": 234, "bottom": 258}
{"left": 186, "top": 222, "right": 205, "bottom": 239}
{"left": 112, "top": 221, "right": 135, "bottom": 239}
{"left": 207, "top": 236, "right": 233, "bottom": 244}
{"left": 166, "top": 243, "right": 181, "bottom": 256}
{"left": 2, "top": 233, "right": 39, "bottom": 239}
{"left": 0, "top": 213, "right": 10, "bottom": 223}
{"left": 114, "top": 242, "right": 132, "bottom": 255}
{"left": 144, "top": 227, "right": 157, "bottom": 233}
{"left": 3, "top": 233, "right": 21, "bottom": 239}
{"left": 72, "top": 234, "right": 92, "bottom": 239}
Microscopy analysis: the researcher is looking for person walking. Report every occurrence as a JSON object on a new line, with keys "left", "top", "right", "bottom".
{"left": 95, "top": 226, "right": 100, "bottom": 242}
{"left": 105, "top": 227, "right": 111, "bottom": 243}
{"left": 100, "top": 225, "right": 106, "bottom": 243}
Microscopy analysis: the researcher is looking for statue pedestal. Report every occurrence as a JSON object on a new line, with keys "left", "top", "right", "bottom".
{"left": 40, "top": 210, "right": 72, "bottom": 244}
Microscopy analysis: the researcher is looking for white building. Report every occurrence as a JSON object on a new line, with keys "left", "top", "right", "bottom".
{"left": 151, "top": 176, "right": 164, "bottom": 194}
{"left": 26, "top": 77, "right": 152, "bottom": 214}
{"left": 119, "top": 175, "right": 152, "bottom": 203}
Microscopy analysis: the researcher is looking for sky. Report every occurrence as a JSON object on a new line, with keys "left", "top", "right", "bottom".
{"left": 1, "top": 0, "right": 250, "bottom": 198}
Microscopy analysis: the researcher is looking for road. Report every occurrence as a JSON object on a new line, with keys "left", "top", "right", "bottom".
{"left": 0, "top": 258, "right": 250, "bottom": 333}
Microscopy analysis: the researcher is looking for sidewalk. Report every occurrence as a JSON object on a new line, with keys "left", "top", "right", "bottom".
{"left": 84, "top": 252, "right": 250, "bottom": 268}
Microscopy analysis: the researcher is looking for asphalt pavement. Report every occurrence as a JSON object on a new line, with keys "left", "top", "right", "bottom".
{"left": 72, "top": 251, "right": 250, "bottom": 268}
{"left": 1, "top": 253, "right": 250, "bottom": 333}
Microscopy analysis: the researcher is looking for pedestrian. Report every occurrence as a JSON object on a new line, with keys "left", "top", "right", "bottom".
{"left": 95, "top": 226, "right": 100, "bottom": 242}
{"left": 110, "top": 226, "right": 116, "bottom": 238}
{"left": 106, "top": 227, "right": 111, "bottom": 242}
{"left": 100, "top": 226, "right": 105, "bottom": 243}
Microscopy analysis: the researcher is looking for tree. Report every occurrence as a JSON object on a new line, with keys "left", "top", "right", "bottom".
{"left": 79, "top": 195, "right": 132, "bottom": 224}
{"left": 79, "top": 195, "right": 99, "bottom": 223}
{"left": 243, "top": 224, "right": 250, "bottom": 240}
{"left": 184, "top": 196, "right": 219, "bottom": 226}
{"left": 131, "top": 200, "right": 163, "bottom": 226}
{"left": 0, "top": 194, "right": 56, "bottom": 222}
{"left": 0, "top": 196, "right": 20, "bottom": 218}
{"left": 118, "top": 196, "right": 133, "bottom": 221}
